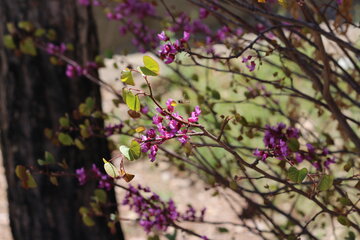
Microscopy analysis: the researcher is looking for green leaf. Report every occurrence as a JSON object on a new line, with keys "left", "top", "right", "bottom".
{"left": 80, "top": 125, "right": 90, "bottom": 138}
{"left": 103, "top": 158, "right": 120, "bottom": 178}
{"left": 58, "top": 133, "right": 74, "bottom": 146}
{"left": 297, "top": 168, "right": 308, "bottom": 183}
{"left": 82, "top": 215, "right": 95, "bottom": 227}
{"left": 59, "top": 116, "right": 70, "bottom": 127}
{"left": 49, "top": 176, "right": 59, "bottom": 186}
{"left": 3, "top": 35, "right": 16, "bottom": 49}
{"left": 121, "top": 69, "right": 135, "bottom": 86}
{"left": 19, "top": 37, "right": 37, "bottom": 56}
{"left": 15, "top": 165, "right": 37, "bottom": 188}
{"left": 34, "top": 28, "right": 46, "bottom": 37}
{"left": 288, "top": 167, "right": 307, "bottom": 183}
{"left": 38, "top": 151, "right": 55, "bottom": 165}
{"left": 25, "top": 171, "right": 37, "bottom": 188}
{"left": 74, "top": 139, "right": 85, "bottom": 150}
{"left": 288, "top": 138, "right": 300, "bottom": 152}
{"left": 318, "top": 174, "right": 334, "bottom": 191}
{"left": 15, "top": 165, "right": 27, "bottom": 180}
{"left": 211, "top": 89, "right": 221, "bottom": 100}
{"left": 345, "top": 231, "right": 356, "bottom": 240}
{"left": 217, "top": 227, "right": 229, "bottom": 233}
{"left": 79, "top": 206, "right": 89, "bottom": 215}
{"left": 123, "top": 90, "right": 140, "bottom": 112}
{"left": 94, "top": 189, "right": 107, "bottom": 203}
{"left": 140, "top": 55, "right": 160, "bottom": 76}
{"left": 18, "top": 21, "right": 33, "bottom": 32}
{"left": 120, "top": 141, "right": 141, "bottom": 161}
{"left": 79, "top": 97, "right": 95, "bottom": 116}
{"left": 337, "top": 215, "right": 350, "bottom": 226}
{"left": 339, "top": 197, "right": 352, "bottom": 206}
{"left": 130, "top": 140, "right": 141, "bottom": 159}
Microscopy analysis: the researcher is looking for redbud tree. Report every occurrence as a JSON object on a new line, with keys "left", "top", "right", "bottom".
{"left": 4, "top": 0, "right": 360, "bottom": 239}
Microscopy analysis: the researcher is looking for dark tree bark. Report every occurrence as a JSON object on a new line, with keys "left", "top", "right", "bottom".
{"left": 0, "top": 1, "right": 124, "bottom": 240}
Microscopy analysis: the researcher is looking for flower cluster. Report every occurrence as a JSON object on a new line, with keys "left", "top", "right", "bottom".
{"left": 253, "top": 123, "right": 300, "bottom": 161}
{"left": 65, "top": 62, "right": 98, "bottom": 78}
{"left": 122, "top": 184, "right": 206, "bottom": 234}
{"left": 242, "top": 55, "right": 257, "bottom": 72}
{"left": 46, "top": 43, "right": 67, "bottom": 55}
{"left": 297, "top": 144, "right": 336, "bottom": 170}
{"left": 254, "top": 123, "right": 336, "bottom": 170}
{"left": 140, "top": 99, "right": 201, "bottom": 161}
{"left": 75, "top": 164, "right": 113, "bottom": 191}
{"left": 158, "top": 31, "right": 191, "bottom": 64}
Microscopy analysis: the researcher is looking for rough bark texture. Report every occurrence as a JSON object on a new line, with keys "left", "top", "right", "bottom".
{"left": 0, "top": 1, "right": 124, "bottom": 240}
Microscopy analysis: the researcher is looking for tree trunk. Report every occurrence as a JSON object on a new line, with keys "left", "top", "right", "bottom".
{"left": 0, "top": 1, "right": 124, "bottom": 240}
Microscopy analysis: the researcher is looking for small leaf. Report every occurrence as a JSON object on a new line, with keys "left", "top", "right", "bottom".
{"left": 18, "top": 21, "right": 33, "bottom": 32}
{"left": 339, "top": 197, "right": 352, "bottom": 206}
{"left": 79, "top": 97, "right": 95, "bottom": 116}
{"left": 122, "top": 173, "right": 135, "bottom": 183}
{"left": 124, "top": 91, "right": 140, "bottom": 112}
{"left": 345, "top": 231, "right": 356, "bottom": 240}
{"left": 34, "top": 28, "right": 46, "bottom": 37}
{"left": 287, "top": 167, "right": 307, "bottom": 183}
{"left": 25, "top": 171, "right": 37, "bottom": 188}
{"left": 80, "top": 125, "right": 90, "bottom": 138}
{"left": 75, "top": 139, "right": 86, "bottom": 150}
{"left": 58, "top": 133, "right": 74, "bottom": 146}
{"left": 287, "top": 167, "right": 298, "bottom": 182}
{"left": 288, "top": 138, "right": 300, "bottom": 152}
{"left": 15, "top": 165, "right": 27, "bottom": 180}
{"left": 337, "top": 215, "right": 350, "bottom": 226}
{"left": 3, "top": 35, "right": 16, "bottom": 49}
{"left": 211, "top": 89, "right": 221, "bottom": 100}
{"left": 318, "top": 174, "right": 334, "bottom": 191}
{"left": 217, "top": 227, "right": 229, "bottom": 233}
{"left": 135, "top": 126, "right": 146, "bottom": 133}
{"left": 130, "top": 140, "right": 141, "bottom": 159}
{"left": 79, "top": 207, "right": 89, "bottom": 215}
{"left": 16, "top": 166, "right": 37, "bottom": 188}
{"left": 94, "top": 189, "right": 107, "bottom": 203}
{"left": 297, "top": 168, "right": 308, "bottom": 183}
{"left": 140, "top": 55, "right": 160, "bottom": 76}
{"left": 120, "top": 141, "right": 141, "bottom": 161}
{"left": 59, "top": 116, "right": 70, "bottom": 127}
{"left": 128, "top": 109, "right": 141, "bottom": 118}
{"left": 82, "top": 215, "right": 95, "bottom": 227}
{"left": 121, "top": 69, "right": 135, "bottom": 85}
{"left": 103, "top": 158, "right": 120, "bottom": 178}
{"left": 38, "top": 151, "right": 56, "bottom": 165}
{"left": 49, "top": 176, "right": 59, "bottom": 186}
{"left": 19, "top": 37, "right": 37, "bottom": 56}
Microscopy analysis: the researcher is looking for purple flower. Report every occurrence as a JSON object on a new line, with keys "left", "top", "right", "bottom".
{"left": 324, "top": 157, "right": 336, "bottom": 169}
{"left": 182, "top": 31, "right": 191, "bottom": 42}
{"left": 75, "top": 167, "right": 87, "bottom": 185}
{"left": 166, "top": 99, "right": 176, "bottom": 112}
{"left": 149, "top": 145, "right": 158, "bottom": 162}
{"left": 123, "top": 184, "right": 204, "bottom": 233}
{"left": 199, "top": 8, "right": 209, "bottom": 19}
{"left": 152, "top": 115, "right": 163, "bottom": 125}
{"left": 157, "top": 31, "right": 169, "bottom": 41}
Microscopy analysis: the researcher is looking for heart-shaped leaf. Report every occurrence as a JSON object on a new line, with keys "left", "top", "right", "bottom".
{"left": 103, "top": 158, "right": 120, "bottom": 178}
{"left": 318, "top": 174, "right": 334, "bottom": 191}
{"left": 139, "top": 56, "right": 159, "bottom": 76}
{"left": 121, "top": 69, "right": 135, "bottom": 86}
